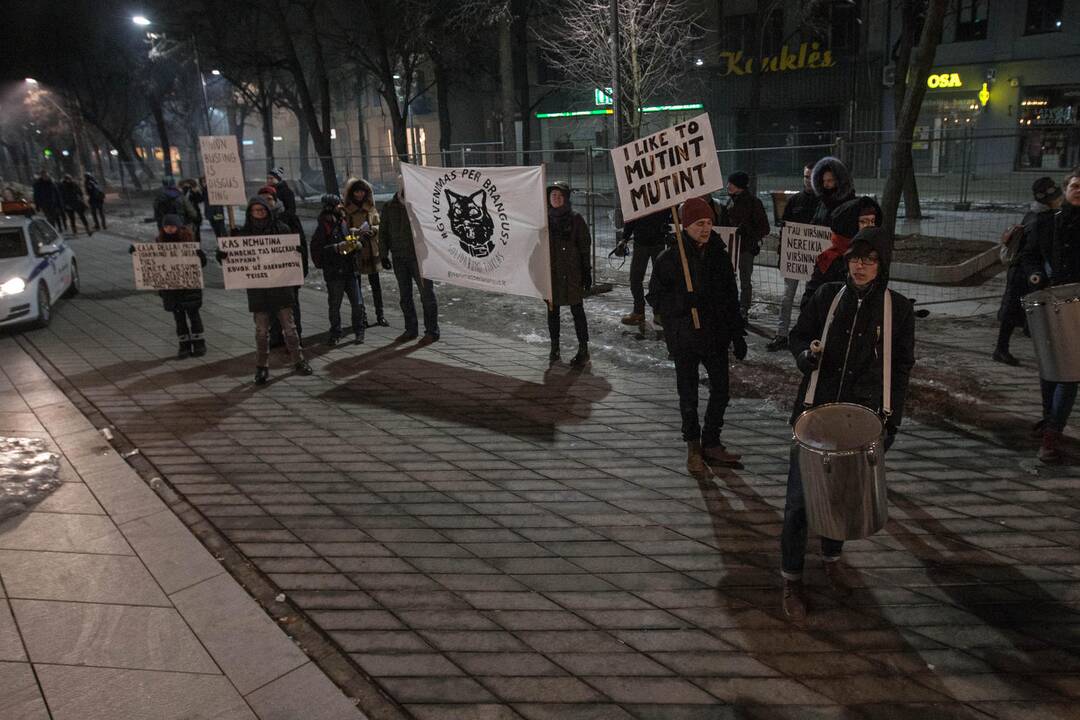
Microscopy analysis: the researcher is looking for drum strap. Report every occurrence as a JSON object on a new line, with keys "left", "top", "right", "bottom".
{"left": 883, "top": 289, "right": 893, "bottom": 418}
{"left": 804, "top": 286, "right": 846, "bottom": 407}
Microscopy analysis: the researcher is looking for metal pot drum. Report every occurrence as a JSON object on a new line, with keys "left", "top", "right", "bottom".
{"left": 793, "top": 403, "right": 888, "bottom": 540}
{"left": 1022, "top": 283, "right": 1080, "bottom": 382}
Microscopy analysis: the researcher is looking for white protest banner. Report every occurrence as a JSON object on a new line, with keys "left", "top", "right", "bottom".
{"left": 401, "top": 163, "right": 551, "bottom": 300}
{"left": 780, "top": 222, "right": 832, "bottom": 281}
{"left": 199, "top": 135, "right": 246, "bottom": 206}
{"left": 217, "top": 234, "right": 303, "bottom": 289}
{"left": 611, "top": 113, "right": 724, "bottom": 222}
{"left": 714, "top": 227, "right": 739, "bottom": 271}
{"left": 132, "top": 242, "right": 203, "bottom": 290}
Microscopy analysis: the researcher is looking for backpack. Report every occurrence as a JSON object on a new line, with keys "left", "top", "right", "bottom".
{"left": 999, "top": 224, "right": 1024, "bottom": 265}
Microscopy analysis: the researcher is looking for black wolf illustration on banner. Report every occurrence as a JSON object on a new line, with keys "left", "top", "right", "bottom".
{"left": 445, "top": 189, "right": 496, "bottom": 258}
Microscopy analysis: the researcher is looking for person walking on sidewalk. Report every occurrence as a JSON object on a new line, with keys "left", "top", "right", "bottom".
{"left": 219, "top": 196, "right": 313, "bottom": 385}
{"left": 382, "top": 176, "right": 439, "bottom": 344}
{"left": 547, "top": 182, "right": 593, "bottom": 367}
{"left": 344, "top": 178, "right": 388, "bottom": 328}
{"left": 33, "top": 169, "right": 64, "bottom": 231}
{"left": 84, "top": 173, "right": 106, "bottom": 231}
{"left": 767, "top": 163, "right": 821, "bottom": 352}
{"left": 993, "top": 177, "right": 1062, "bottom": 366}
{"left": 310, "top": 194, "right": 365, "bottom": 345}
{"left": 1021, "top": 168, "right": 1080, "bottom": 464}
{"left": 780, "top": 227, "right": 915, "bottom": 622}
{"left": 620, "top": 208, "right": 672, "bottom": 326}
{"left": 60, "top": 174, "right": 93, "bottom": 236}
{"left": 131, "top": 214, "right": 208, "bottom": 359}
{"left": 800, "top": 196, "right": 882, "bottom": 310}
{"left": 724, "top": 171, "right": 770, "bottom": 320}
{"left": 647, "top": 197, "right": 746, "bottom": 475}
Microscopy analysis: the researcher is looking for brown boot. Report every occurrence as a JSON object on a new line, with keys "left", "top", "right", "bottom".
{"left": 781, "top": 579, "right": 807, "bottom": 623}
{"left": 621, "top": 312, "right": 645, "bottom": 326}
{"left": 702, "top": 443, "right": 743, "bottom": 467}
{"left": 1038, "top": 429, "right": 1063, "bottom": 464}
{"left": 686, "top": 441, "right": 706, "bottom": 476}
{"left": 823, "top": 559, "right": 854, "bottom": 597}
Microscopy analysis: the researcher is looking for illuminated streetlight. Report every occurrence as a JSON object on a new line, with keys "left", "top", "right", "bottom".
{"left": 25, "top": 78, "right": 38, "bottom": 85}
{"left": 211, "top": 69, "right": 221, "bottom": 76}
{"left": 132, "top": 15, "right": 151, "bottom": 26}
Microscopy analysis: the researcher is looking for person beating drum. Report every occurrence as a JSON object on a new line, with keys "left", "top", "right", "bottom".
{"left": 780, "top": 226, "right": 916, "bottom": 623}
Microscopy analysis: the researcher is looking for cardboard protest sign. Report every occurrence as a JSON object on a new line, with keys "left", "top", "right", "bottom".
{"left": 715, "top": 227, "right": 739, "bottom": 271}
{"left": 780, "top": 222, "right": 832, "bottom": 281}
{"left": 217, "top": 234, "right": 303, "bottom": 289}
{"left": 611, "top": 114, "right": 724, "bottom": 221}
{"left": 132, "top": 242, "right": 203, "bottom": 290}
{"left": 199, "top": 136, "right": 246, "bottom": 206}
{"left": 401, "top": 163, "right": 551, "bottom": 300}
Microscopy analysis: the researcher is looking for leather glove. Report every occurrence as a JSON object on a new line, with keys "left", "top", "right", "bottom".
{"left": 215, "top": 249, "right": 228, "bottom": 263}
{"left": 196, "top": 249, "right": 207, "bottom": 267}
{"left": 333, "top": 241, "right": 347, "bottom": 254}
{"left": 382, "top": 257, "right": 392, "bottom": 270}
{"left": 582, "top": 267, "right": 593, "bottom": 291}
{"left": 128, "top": 245, "right": 136, "bottom": 254}
{"left": 732, "top": 335, "right": 747, "bottom": 361}
{"left": 796, "top": 349, "right": 820, "bottom": 374}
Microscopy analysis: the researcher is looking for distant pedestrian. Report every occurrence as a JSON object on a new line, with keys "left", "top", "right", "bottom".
{"left": 153, "top": 176, "right": 198, "bottom": 230}
{"left": 130, "top": 214, "right": 208, "bottom": 359}
{"left": 767, "top": 163, "right": 821, "bottom": 352}
{"left": 810, "top": 156, "right": 855, "bottom": 226}
{"left": 619, "top": 208, "right": 672, "bottom": 327}
{"left": 647, "top": 197, "right": 746, "bottom": 475}
{"left": 382, "top": 176, "right": 439, "bottom": 343}
{"left": 724, "top": 171, "right": 770, "bottom": 320}
{"left": 84, "top": 172, "right": 106, "bottom": 230}
{"left": 310, "top": 194, "right": 365, "bottom": 345}
{"left": 800, "top": 196, "right": 882, "bottom": 309}
{"left": 1021, "top": 168, "right": 1080, "bottom": 464}
{"left": 343, "top": 178, "right": 387, "bottom": 327}
{"left": 993, "top": 177, "right": 1062, "bottom": 366}
{"left": 60, "top": 174, "right": 92, "bottom": 236}
{"left": 218, "top": 196, "right": 312, "bottom": 385}
{"left": 32, "top": 169, "right": 64, "bottom": 230}
{"left": 547, "top": 182, "right": 592, "bottom": 367}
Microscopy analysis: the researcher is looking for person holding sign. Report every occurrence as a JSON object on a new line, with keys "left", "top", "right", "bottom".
{"left": 724, "top": 171, "right": 770, "bottom": 321}
{"left": 799, "top": 196, "right": 882, "bottom": 311}
{"left": 780, "top": 227, "right": 915, "bottom": 622}
{"left": 647, "top": 197, "right": 746, "bottom": 475}
{"left": 767, "top": 163, "right": 821, "bottom": 352}
{"left": 547, "top": 182, "right": 593, "bottom": 367}
{"left": 219, "top": 196, "right": 313, "bottom": 385}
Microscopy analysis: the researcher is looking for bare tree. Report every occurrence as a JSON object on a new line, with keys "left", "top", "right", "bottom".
{"left": 881, "top": 0, "right": 947, "bottom": 235}
{"left": 890, "top": 0, "right": 927, "bottom": 219}
{"left": 536, "top": 0, "right": 703, "bottom": 141}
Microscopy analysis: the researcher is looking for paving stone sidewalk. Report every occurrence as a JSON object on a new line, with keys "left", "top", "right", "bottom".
{"left": 8, "top": 223, "right": 1080, "bottom": 719}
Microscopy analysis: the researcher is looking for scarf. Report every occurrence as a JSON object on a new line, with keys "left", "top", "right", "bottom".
{"left": 548, "top": 203, "right": 571, "bottom": 237}
{"left": 816, "top": 232, "right": 852, "bottom": 273}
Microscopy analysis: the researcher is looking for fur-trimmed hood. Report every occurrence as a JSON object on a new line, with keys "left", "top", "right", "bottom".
{"left": 811, "top": 156, "right": 854, "bottom": 207}
{"left": 344, "top": 177, "right": 375, "bottom": 213}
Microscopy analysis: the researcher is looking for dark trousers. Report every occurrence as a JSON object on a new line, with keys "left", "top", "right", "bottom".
{"left": 781, "top": 445, "right": 844, "bottom": 579}
{"left": 393, "top": 256, "right": 438, "bottom": 337}
{"left": 367, "top": 272, "right": 384, "bottom": 319}
{"left": 995, "top": 319, "right": 1022, "bottom": 354}
{"left": 548, "top": 303, "right": 588, "bottom": 346}
{"left": 66, "top": 208, "right": 92, "bottom": 235}
{"left": 1041, "top": 379, "right": 1078, "bottom": 432}
{"left": 738, "top": 242, "right": 755, "bottom": 314}
{"left": 327, "top": 276, "right": 364, "bottom": 338}
{"left": 89, "top": 203, "right": 106, "bottom": 230}
{"left": 674, "top": 347, "right": 729, "bottom": 446}
{"left": 630, "top": 242, "right": 664, "bottom": 314}
{"left": 172, "top": 308, "right": 203, "bottom": 341}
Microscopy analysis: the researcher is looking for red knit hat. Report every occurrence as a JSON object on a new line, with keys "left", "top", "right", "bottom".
{"left": 679, "top": 197, "right": 714, "bottom": 227}
{"left": 257, "top": 184, "right": 278, "bottom": 198}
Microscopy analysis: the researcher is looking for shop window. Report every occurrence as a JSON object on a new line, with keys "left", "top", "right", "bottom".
{"left": 1025, "top": 0, "right": 1064, "bottom": 35}
{"left": 1016, "top": 86, "right": 1080, "bottom": 170}
{"left": 946, "top": 0, "right": 988, "bottom": 42}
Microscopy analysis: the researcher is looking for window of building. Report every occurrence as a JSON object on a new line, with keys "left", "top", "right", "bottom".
{"left": 1016, "top": 85, "right": 1080, "bottom": 169}
{"left": 946, "top": 0, "right": 988, "bottom": 42}
{"left": 1025, "top": 0, "right": 1064, "bottom": 35}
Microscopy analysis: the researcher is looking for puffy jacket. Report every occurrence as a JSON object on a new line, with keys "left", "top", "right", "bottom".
{"left": 810, "top": 156, "right": 855, "bottom": 225}
{"left": 343, "top": 178, "right": 381, "bottom": 274}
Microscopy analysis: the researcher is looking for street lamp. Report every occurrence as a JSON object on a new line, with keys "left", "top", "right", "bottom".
{"left": 132, "top": 15, "right": 151, "bottom": 26}
{"left": 132, "top": 14, "right": 213, "bottom": 135}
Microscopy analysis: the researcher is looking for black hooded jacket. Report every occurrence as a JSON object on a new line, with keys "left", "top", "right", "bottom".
{"left": 800, "top": 196, "right": 883, "bottom": 309}
{"left": 1021, "top": 202, "right": 1080, "bottom": 287}
{"left": 789, "top": 227, "right": 916, "bottom": 436}
{"left": 810, "top": 156, "right": 855, "bottom": 225}
{"left": 233, "top": 197, "right": 298, "bottom": 313}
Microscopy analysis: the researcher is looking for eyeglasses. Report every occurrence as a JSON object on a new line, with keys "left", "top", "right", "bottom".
{"left": 848, "top": 256, "right": 879, "bottom": 267}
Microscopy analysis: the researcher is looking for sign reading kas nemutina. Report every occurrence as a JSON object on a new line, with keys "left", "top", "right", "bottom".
{"left": 611, "top": 113, "right": 724, "bottom": 221}
{"left": 780, "top": 222, "right": 832, "bottom": 281}
{"left": 199, "top": 135, "right": 247, "bottom": 206}
{"left": 401, "top": 163, "right": 551, "bottom": 300}
{"left": 131, "top": 242, "right": 203, "bottom": 290}
{"left": 217, "top": 234, "right": 303, "bottom": 290}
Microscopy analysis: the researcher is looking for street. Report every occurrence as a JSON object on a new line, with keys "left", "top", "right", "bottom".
{"left": 2, "top": 216, "right": 1078, "bottom": 719}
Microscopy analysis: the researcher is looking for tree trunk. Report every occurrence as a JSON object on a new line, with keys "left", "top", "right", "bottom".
{"left": 261, "top": 102, "right": 275, "bottom": 168}
{"left": 356, "top": 76, "right": 370, "bottom": 178}
{"left": 882, "top": 0, "right": 947, "bottom": 236}
{"left": 512, "top": 7, "right": 532, "bottom": 162}
{"left": 297, "top": 111, "right": 312, "bottom": 177}
{"left": 433, "top": 59, "right": 452, "bottom": 161}
{"left": 892, "top": 0, "right": 923, "bottom": 219}
{"left": 149, "top": 97, "right": 173, "bottom": 177}
{"left": 498, "top": 14, "right": 516, "bottom": 156}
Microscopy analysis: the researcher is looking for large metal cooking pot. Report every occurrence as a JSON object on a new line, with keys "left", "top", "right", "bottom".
{"left": 793, "top": 402, "right": 887, "bottom": 540}
{"left": 1023, "top": 282, "right": 1080, "bottom": 382}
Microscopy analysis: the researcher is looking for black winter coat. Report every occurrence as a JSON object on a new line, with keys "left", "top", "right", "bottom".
{"left": 999, "top": 204, "right": 1051, "bottom": 325}
{"left": 275, "top": 181, "right": 297, "bottom": 218}
{"left": 781, "top": 189, "right": 821, "bottom": 225}
{"left": 32, "top": 178, "right": 61, "bottom": 211}
{"left": 233, "top": 217, "right": 298, "bottom": 313}
{"left": 157, "top": 226, "right": 205, "bottom": 313}
{"left": 310, "top": 215, "right": 357, "bottom": 281}
{"left": 647, "top": 232, "right": 744, "bottom": 357}
{"left": 726, "top": 191, "right": 770, "bottom": 255}
{"left": 548, "top": 208, "right": 591, "bottom": 306}
{"left": 790, "top": 280, "right": 915, "bottom": 436}
{"left": 1021, "top": 203, "right": 1080, "bottom": 288}
{"left": 60, "top": 180, "right": 86, "bottom": 212}
{"left": 623, "top": 209, "right": 672, "bottom": 247}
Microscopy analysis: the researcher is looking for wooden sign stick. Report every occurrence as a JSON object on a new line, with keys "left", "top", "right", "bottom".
{"left": 670, "top": 206, "right": 701, "bottom": 330}
{"left": 226, "top": 206, "right": 236, "bottom": 232}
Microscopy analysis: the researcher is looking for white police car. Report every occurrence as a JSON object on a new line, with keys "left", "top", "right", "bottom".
{"left": 0, "top": 214, "right": 79, "bottom": 329}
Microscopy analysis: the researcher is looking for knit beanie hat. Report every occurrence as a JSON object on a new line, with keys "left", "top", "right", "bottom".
{"left": 1033, "top": 177, "right": 1061, "bottom": 203}
{"left": 257, "top": 184, "right": 278, "bottom": 198}
{"left": 161, "top": 214, "right": 181, "bottom": 228}
{"left": 680, "top": 197, "right": 714, "bottom": 227}
{"left": 728, "top": 171, "right": 750, "bottom": 190}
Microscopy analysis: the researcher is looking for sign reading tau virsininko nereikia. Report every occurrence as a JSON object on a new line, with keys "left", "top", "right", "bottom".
{"left": 610, "top": 113, "right": 724, "bottom": 222}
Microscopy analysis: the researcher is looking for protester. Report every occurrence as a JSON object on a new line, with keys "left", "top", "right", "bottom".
{"left": 620, "top": 208, "right": 672, "bottom": 326}
{"left": 266, "top": 167, "right": 297, "bottom": 218}
{"left": 725, "top": 171, "right": 770, "bottom": 320}
{"left": 84, "top": 172, "right": 106, "bottom": 230}
{"left": 781, "top": 226, "right": 915, "bottom": 621}
{"left": 179, "top": 178, "right": 205, "bottom": 244}
{"left": 130, "top": 214, "right": 207, "bottom": 358}
{"left": 382, "top": 176, "right": 439, "bottom": 343}
{"left": 768, "top": 163, "right": 821, "bottom": 352}
{"left": 800, "top": 196, "right": 882, "bottom": 309}
{"left": 218, "top": 196, "right": 312, "bottom": 385}
{"left": 60, "top": 174, "right": 93, "bottom": 236}
{"left": 647, "top": 197, "right": 746, "bottom": 474}
{"left": 343, "top": 178, "right": 387, "bottom": 328}
{"left": 258, "top": 184, "right": 308, "bottom": 345}
{"left": 810, "top": 156, "right": 855, "bottom": 225}
{"left": 310, "top": 194, "right": 364, "bottom": 345}
{"left": 994, "top": 177, "right": 1062, "bottom": 366}
{"left": 153, "top": 176, "right": 198, "bottom": 230}
{"left": 1021, "top": 168, "right": 1080, "bottom": 464}
{"left": 546, "top": 182, "right": 592, "bottom": 367}
{"left": 32, "top": 169, "right": 64, "bottom": 230}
